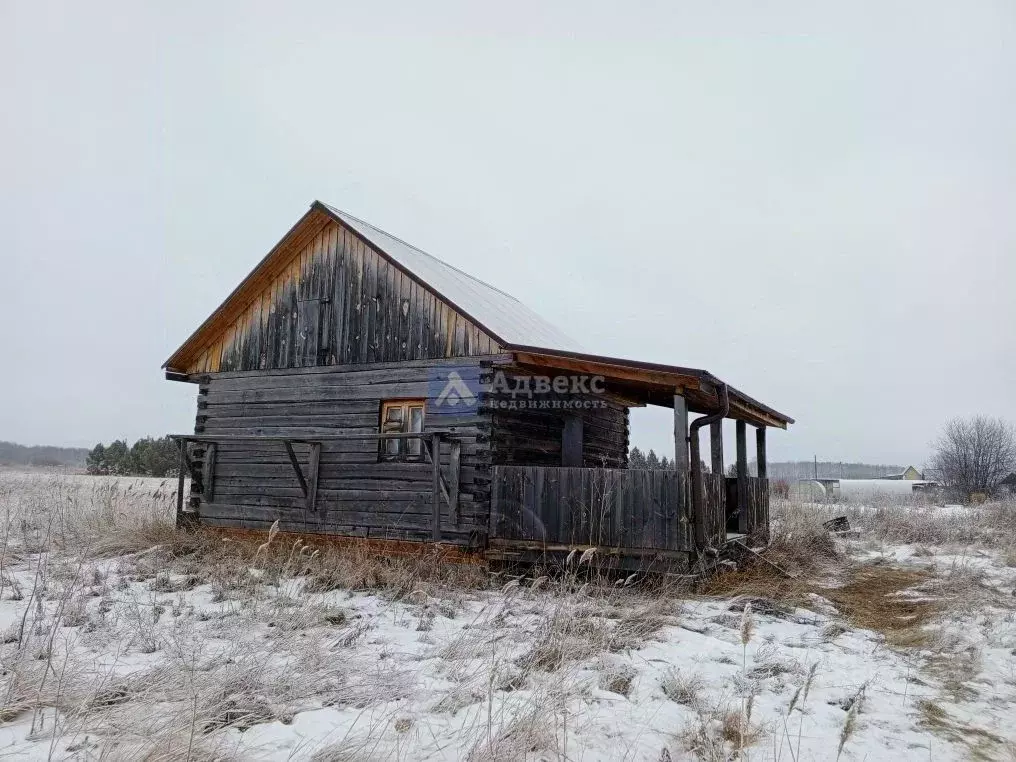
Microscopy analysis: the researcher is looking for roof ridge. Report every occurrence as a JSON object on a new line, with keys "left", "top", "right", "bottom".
{"left": 320, "top": 202, "right": 522, "bottom": 304}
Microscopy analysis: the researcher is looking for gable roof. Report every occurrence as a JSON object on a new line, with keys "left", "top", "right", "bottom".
{"left": 163, "top": 200, "right": 793, "bottom": 427}
{"left": 317, "top": 203, "right": 584, "bottom": 353}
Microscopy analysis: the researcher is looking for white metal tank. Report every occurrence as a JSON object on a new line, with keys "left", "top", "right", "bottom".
{"left": 835, "top": 479, "right": 933, "bottom": 500}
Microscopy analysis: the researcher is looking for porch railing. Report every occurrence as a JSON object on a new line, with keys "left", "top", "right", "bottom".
{"left": 490, "top": 466, "right": 728, "bottom": 552}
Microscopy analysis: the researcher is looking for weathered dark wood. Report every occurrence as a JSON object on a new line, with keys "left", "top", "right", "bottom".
{"left": 176, "top": 431, "right": 458, "bottom": 444}
{"left": 747, "top": 476, "right": 770, "bottom": 542}
{"left": 202, "top": 443, "right": 217, "bottom": 502}
{"left": 755, "top": 426, "right": 767, "bottom": 481}
{"left": 306, "top": 442, "right": 321, "bottom": 511}
{"left": 487, "top": 376, "right": 629, "bottom": 469}
{"left": 176, "top": 441, "right": 187, "bottom": 519}
{"left": 449, "top": 441, "right": 461, "bottom": 524}
{"left": 169, "top": 214, "right": 503, "bottom": 375}
{"left": 703, "top": 472, "right": 726, "bottom": 547}
{"left": 710, "top": 420, "right": 723, "bottom": 478}
{"left": 283, "top": 441, "right": 309, "bottom": 497}
{"left": 488, "top": 465, "right": 719, "bottom": 553}
{"left": 736, "top": 420, "right": 748, "bottom": 534}
{"left": 431, "top": 433, "right": 441, "bottom": 541}
{"left": 562, "top": 415, "right": 583, "bottom": 467}
{"left": 674, "top": 394, "right": 689, "bottom": 477}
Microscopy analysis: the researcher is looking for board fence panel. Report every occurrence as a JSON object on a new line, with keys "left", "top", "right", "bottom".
{"left": 490, "top": 466, "right": 704, "bottom": 551}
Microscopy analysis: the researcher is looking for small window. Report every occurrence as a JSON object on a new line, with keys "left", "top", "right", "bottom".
{"left": 379, "top": 400, "right": 425, "bottom": 461}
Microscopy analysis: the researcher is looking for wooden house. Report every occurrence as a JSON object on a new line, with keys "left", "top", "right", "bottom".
{"left": 165, "top": 201, "right": 793, "bottom": 570}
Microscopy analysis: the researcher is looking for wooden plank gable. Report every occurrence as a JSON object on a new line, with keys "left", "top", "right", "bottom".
{"left": 172, "top": 219, "right": 501, "bottom": 374}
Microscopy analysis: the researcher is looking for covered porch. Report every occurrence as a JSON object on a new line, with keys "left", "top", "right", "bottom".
{"left": 485, "top": 348, "right": 792, "bottom": 566}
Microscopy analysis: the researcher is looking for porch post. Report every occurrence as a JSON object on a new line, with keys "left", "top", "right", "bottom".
{"left": 710, "top": 420, "right": 724, "bottom": 477}
{"left": 736, "top": 420, "right": 748, "bottom": 533}
{"left": 756, "top": 425, "right": 769, "bottom": 541}
{"left": 673, "top": 393, "right": 689, "bottom": 477}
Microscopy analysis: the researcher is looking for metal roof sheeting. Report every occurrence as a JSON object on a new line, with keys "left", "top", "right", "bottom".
{"left": 319, "top": 203, "right": 585, "bottom": 354}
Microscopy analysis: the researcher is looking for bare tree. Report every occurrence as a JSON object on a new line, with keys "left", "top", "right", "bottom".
{"left": 930, "top": 416, "right": 1016, "bottom": 497}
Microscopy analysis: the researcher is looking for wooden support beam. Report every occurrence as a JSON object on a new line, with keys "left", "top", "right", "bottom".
{"left": 421, "top": 437, "right": 452, "bottom": 509}
{"left": 176, "top": 441, "right": 187, "bottom": 520}
{"left": 710, "top": 420, "right": 723, "bottom": 477}
{"left": 756, "top": 426, "right": 767, "bottom": 482}
{"left": 306, "top": 443, "right": 321, "bottom": 511}
{"left": 674, "top": 394, "right": 689, "bottom": 478}
{"left": 283, "top": 441, "right": 309, "bottom": 497}
{"left": 202, "top": 443, "right": 217, "bottom": 502}
{"left": 736, "top": 420, "right": 748, "bottom": 534}
{"left": 179, "top": 445, "right": 202, "bottom": 492}
{"left": 513, "top": 351, "right": 702, "bottom": 392}
{"left": 449, "top": 441, "right": 461, "bottom": 524}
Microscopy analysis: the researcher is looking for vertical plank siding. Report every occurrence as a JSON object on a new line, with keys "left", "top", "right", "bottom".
{"left": 183, "top": 221, "right": 499, "bottom": 375}
{"left": 702, "top": 472, "right": 727, "bottom": 548}
{"left": 188, "top": 357, "right": 499, "bottom": 544}
{"left": 492, "top": 466, "right": 704, "bottom": 551}
{"left": 745, "top": 476, "right": 770, "bottom": 542}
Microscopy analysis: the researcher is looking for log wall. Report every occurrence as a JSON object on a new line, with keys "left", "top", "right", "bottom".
{"left": 186, "top": 356, "right": 501, "bottom": 545}
{"left": 486, "top": 368, "right": 630, "bottom": 468}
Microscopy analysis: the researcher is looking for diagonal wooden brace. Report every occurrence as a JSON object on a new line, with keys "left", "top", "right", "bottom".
{"left": 422, "top": 436, "right": 461, "bottom": 527}
{"left": 282, "top": 440, "right": 321, "bottom": 511}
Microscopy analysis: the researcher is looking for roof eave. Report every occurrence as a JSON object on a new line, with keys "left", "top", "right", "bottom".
{"left": 505, "top": 344, "right": 794, "bottom": 428}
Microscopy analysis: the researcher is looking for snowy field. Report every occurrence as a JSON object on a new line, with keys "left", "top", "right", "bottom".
{"left": 0, "top": 472, "right": 1013, "bottom": 760}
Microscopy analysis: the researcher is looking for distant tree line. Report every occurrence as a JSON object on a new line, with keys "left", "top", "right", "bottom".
{"left": 628, "top": 446, "right": 675, "bottom": 470}
{"left": 628, "top": 447, "right": 903, "bottom": 482}
{"left": 86, "top": 437, "right": 179, "bottom": 477}
{"left": 762, "top": 461, "right": 906, "bottom": 481}
{"left": 628, "top": 447, "right": 713, "bottom": 473}
{"left": 0, "top": 441, "right": 89, "bottom": 468}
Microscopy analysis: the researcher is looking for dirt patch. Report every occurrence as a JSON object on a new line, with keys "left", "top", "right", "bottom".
{"left": 821, "top": 566, "right": 939, "bottom": 647}
{"left": 703, "top": 559, "right": 940, "bottom": 649}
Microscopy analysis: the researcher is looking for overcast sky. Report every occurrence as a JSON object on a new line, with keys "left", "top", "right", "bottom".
{"left": 2, "top": 1, "right": 1013, "bottom": 466}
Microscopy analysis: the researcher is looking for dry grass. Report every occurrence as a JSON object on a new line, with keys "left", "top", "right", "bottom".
{"left": 661, "top": 668, "right": 704, "bottom": 707}
{"left": 0, "top": 473, "right": 1013, "bottom": 759}
{"left": 774, "top": 495, "right": 1016, "bottom": 547}
{"left": 700, "top": 501, "right": 843, "bottom": 603}
{"left": 822, "top": 565, "right": 939, "bottom": 647}
{"left": 918, "top": 699, "right": 1010, "bottom": 761}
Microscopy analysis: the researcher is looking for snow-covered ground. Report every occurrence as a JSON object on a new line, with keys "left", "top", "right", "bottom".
{"left": 0, "top": 472, "right": 1013, "bottom": 760}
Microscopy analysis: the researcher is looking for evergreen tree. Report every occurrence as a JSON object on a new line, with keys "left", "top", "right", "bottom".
{"left": 646, "top": 449, "right": 661, "bottom": 469}
{"left": 103, "top": 440, "right": 130, "bottom": 475}
{"left": 140, "top": 436, "right": 179, "bottom": 477}
{"left": 628, "top": 446, "right": 648, "bottom": 469}
{"left": 86, "top": 443, "right": 108, "bottom": 475}
{"left": 85, "top": 436, "right": 180, "bottom": 477}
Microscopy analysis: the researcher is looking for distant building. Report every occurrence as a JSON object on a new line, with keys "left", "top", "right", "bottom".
{"left": 879, "top": 466, "right": 923, "bottom": 480}
{"left": 794, "top": 477, "right": 938, "bottom": 501}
